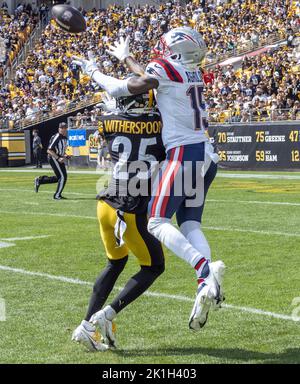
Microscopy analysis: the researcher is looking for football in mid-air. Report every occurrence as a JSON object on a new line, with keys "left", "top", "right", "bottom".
{"left": 52, "top": 4, "right": 86, "bottom": 33}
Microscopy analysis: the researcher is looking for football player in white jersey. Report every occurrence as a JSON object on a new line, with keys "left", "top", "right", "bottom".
{"left": 73, "top": 27, "right": 225, "bottom": 331}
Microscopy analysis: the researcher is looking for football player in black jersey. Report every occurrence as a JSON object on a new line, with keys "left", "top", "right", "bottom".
{"left": 72, "top": 92, "right": 166, "bottom": 351}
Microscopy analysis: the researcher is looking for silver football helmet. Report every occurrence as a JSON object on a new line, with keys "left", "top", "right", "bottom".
{"left": 158, "top": 27, "right": 207, "bottom": 69}
{"left": 116, "top": 91, "right": 158, "bottom": 115}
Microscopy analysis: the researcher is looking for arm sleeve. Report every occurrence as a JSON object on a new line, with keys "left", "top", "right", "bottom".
{"left": 92, "top": 71, "right": 132, "bottom": 98}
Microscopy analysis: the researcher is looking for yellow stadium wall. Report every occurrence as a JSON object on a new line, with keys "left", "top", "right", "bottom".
{"left": 0, "top": 131, "right": 26, "bottom": 167}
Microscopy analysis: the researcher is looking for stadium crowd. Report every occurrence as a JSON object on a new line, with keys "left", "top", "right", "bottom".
{"left": 0, "top": 0, "right": 299, "bottom": 129}
{"left": 0, "top": 2, "right": 40, "bottom": 77}
{"left": 206, "top": 44, "right": 300, "bottom": 123}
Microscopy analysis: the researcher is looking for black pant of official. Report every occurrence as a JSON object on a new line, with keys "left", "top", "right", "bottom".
{"left": 33, "top": 148, "right": 42, "bottom": 168}
{"left": 39, "top": 157, "right": 67, "bottom": 199}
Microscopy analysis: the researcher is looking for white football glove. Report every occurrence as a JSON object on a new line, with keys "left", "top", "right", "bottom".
{"left": 101, "top": 92, "right": 117, "bottom": 111}
{"left": 72, "top": 51, "right": 99, "bottom": 77}
{"left": 106, "top": 36, "right": 131, "bottom": 62}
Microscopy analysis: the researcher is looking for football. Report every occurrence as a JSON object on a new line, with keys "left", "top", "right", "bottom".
{"left": 51, "top": 4, "right": 86, "bottom": 33}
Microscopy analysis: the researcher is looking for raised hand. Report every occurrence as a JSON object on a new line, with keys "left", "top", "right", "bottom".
{"left": 106, "top": 36, "right": 131, "bottom": 62}
{"left": 72, "top": 51, "right": 99, "bottom": 77}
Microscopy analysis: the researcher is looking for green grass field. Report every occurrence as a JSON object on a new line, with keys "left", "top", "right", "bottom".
{"left": 0, "top": 168, "right": 299, "bottom": 364}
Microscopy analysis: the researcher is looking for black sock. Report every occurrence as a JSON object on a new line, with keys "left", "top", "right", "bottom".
{"left": 85, "top": 257, "right": 128, "bottom": 321}
{"left": 110, "top": 264, "right": 165, "bottom": 314}
{"left": 39, "top": 175, "right": 58, "bottom": 184}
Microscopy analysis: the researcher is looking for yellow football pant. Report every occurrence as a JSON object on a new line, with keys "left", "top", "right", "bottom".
{"left": 97, "top": 200, "right": 164, "bottom": 267}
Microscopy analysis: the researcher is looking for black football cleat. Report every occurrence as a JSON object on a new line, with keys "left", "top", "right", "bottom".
{"left": 34, "top": 177, "right": 40, "bottom": 193}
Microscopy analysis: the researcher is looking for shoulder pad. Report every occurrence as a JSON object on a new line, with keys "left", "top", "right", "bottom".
{"left": 146, "top": 58, "right": 183, "bottom": 83}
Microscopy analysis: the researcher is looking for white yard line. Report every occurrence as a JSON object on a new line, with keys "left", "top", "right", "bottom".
{"left": 0, "top": 169, "right": 109, "bottom": 175}
{"left": 0, "top": 210, "right": 96, "bottom": 220}
{"left": 0, "top": 235, "right": 50, "bottom": 241}
{"left": 0, "top": 209, "right": 299, "bottom": 237}
{"left": 208, "top": 199, "right": 300, "bottom": 207}
{"left": 223, "top": 303, "right": 300, "bottom": 322}
{"left": 0, "top": 242, "right": 14, "bottom": 249}
{"left": 1, "top": 168, "right": 300, "bottom": 179}
{"left": 1, "top": 210, "right": 96, "bottom": 220}
{"left": 0, "top": 264, "right": 299, "bottom": 323}
{"left": 202, "top": 226, "right": 300, "bottom": 238}
{"left": 0, "top": 187, "right": 96, "bottom": 197}
{"left": 217, "top": 173, "right": 300, "bottom": 180}
{"left": 23, "top": 202, "right": 39, "bottom": 206}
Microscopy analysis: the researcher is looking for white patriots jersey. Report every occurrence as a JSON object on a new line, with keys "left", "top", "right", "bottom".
{"left": 145, "top": 58, "right": 208, "bottom": 152}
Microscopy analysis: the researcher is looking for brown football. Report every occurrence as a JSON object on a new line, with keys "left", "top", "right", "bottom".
{"left": 52, "top": 4, "right": 86, "bottom": 33}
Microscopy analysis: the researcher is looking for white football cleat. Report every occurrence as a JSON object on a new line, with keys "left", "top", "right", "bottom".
{"left": 189, "top": 284, "right": 215, "bottom": 331}
{"left": 72, "top": 320, "right": 109, "bottom": 352}
{"left": 189, "top": 260, "right": 226, "bottom": 331}
{"left": 90, "top": 310, "right": 117, "bottom": 349}
{"left": 210, "top": 260, "right": 226, "bottom": 309}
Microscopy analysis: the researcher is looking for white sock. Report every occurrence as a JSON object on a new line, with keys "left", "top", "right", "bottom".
{"left": 103, "top": 305, "right": 116, "bottom": 321}
{"left": 180, "top": 220, "right": 211, "bottom": 262}
{"left": 148, "top": 217, "right": 207, "bottom": 274}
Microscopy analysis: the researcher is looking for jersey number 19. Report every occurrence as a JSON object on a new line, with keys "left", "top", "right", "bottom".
{"left": 186, "top": 85, "right": 207, "bottom": 131}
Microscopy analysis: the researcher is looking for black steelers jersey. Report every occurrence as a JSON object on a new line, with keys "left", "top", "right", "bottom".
{"left": 97, "top": 112, "right": 166, "bottom": 214}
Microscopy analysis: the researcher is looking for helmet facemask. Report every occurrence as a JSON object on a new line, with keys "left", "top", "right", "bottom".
{"left": 117, "top": 91, "right": 158, "bottom": 115}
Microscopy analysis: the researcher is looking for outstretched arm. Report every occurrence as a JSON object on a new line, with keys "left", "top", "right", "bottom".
{"left": 73, "top": 52, "right": 158, "bottom": 97}
{"left": 72, "top": 52, "right": 131, "bottom": 98}
{"left": 93, "top": 70, "right": 158, "bottom": 96}
{"left": 127, "top": 75, "right": 158, "bottom": 94}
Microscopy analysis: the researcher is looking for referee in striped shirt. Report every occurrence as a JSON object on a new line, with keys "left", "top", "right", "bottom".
{"left": 34, "top": 122, "right": 69, "bottom": 200}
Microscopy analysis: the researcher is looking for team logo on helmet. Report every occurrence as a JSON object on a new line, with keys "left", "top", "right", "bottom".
{"left": 171, "top": 31, "right": 196, "bottom": 44}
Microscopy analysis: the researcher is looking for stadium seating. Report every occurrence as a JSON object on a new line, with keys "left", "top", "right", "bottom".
{"left": 206, "top": 44, "right": 300, "bottom": 123}
{"left": 0, "top": 0, "right": 298, "bottom": 130}
{"left": 0, "top": 5, "right": 38, "bottom": 69}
